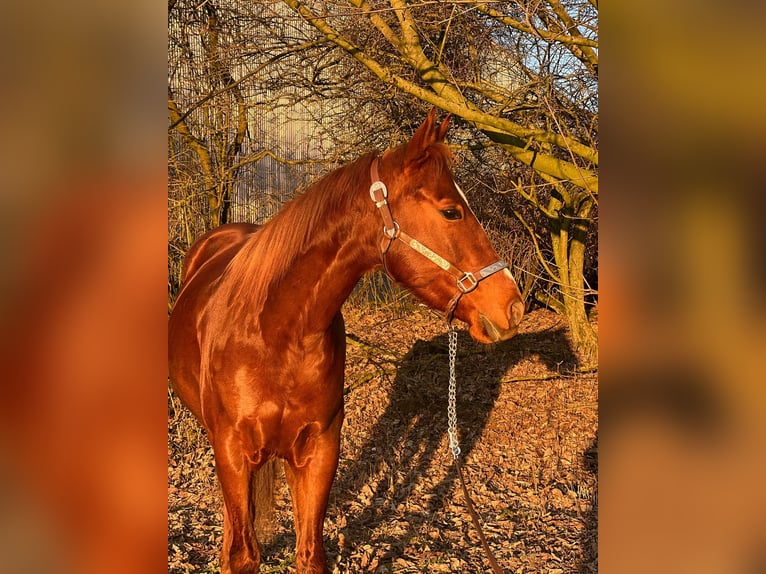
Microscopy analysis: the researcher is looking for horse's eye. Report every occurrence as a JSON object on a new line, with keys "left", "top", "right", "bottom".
{"left": 440, "top": 208, "right": 462, "bottom": 221}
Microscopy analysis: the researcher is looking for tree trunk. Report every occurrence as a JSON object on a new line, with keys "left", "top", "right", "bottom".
{"left": 549, "top": 190, "right": 597, "bottom": 366}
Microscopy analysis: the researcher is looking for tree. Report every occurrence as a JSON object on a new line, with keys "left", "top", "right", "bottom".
{"left": 167, "top": 0, "right": 331, "bottom": 297}
{"left": 168, "top": 0, "right": 249, "bottom": 228}
{"left": 167, "top": 0, "right": 598, "bottom": 364}
{"left": 276, "top": 0, "right": 599, "bottom": 363}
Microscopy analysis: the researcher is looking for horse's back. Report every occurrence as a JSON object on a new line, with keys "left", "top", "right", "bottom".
{"left": 181, "top": 222, "right": 261, "bottom": 285}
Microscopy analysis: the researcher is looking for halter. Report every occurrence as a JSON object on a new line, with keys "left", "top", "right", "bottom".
{"left": 369, "top": 157, "right": 509, "bottom": 324}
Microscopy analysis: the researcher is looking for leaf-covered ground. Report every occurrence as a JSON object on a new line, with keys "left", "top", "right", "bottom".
{"left": 168, "top": 306, "right": 598, "bottom": 573}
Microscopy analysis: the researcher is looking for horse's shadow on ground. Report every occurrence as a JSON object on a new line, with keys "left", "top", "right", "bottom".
{"left": 322, "top": 325, "right": 583, "bottom": 567}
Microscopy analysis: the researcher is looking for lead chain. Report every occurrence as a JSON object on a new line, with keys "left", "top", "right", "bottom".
{"left": 447, "top": 327, "right": 461, "bottom": 459}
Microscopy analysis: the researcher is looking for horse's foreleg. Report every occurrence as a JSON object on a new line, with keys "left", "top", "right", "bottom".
{"left": 214, "top": 432, "right": 262, "bottom": 574}
{"left": 285, "top": 411, "right": 343, "bottom": 574}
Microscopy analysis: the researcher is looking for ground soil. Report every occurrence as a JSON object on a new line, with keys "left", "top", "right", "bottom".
{"left": 168, "top": 306, "right": 598, "bottom": 573}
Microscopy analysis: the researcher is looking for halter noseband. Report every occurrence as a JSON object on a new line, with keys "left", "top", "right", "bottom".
{"left": 369, "top": 157, "right": 509, "bottom": 324}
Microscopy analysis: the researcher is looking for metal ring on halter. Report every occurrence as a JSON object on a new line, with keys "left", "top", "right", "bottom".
{"left": 383, "top": 221, "right": 400, "bottom": 239}
{"left": 456, "top": 272, "right": 479, "bottom": 294}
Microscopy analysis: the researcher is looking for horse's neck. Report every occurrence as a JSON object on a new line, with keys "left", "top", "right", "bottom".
{"left": 251, "top": 180, "right": 380, "bottom": 338}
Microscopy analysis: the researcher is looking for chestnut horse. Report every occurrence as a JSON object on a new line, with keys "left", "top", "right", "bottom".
{"left": 168, "top": 110, "right": 524, "bottom": 573}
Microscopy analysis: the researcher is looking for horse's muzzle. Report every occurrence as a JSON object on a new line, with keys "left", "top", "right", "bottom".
{"left": 479, "top": 300, "right": 524, "bottom": 342}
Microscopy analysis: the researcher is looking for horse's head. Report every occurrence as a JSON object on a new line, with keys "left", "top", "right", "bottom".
{"left": 372, "top": 109, "right": 524, "bottom": 343}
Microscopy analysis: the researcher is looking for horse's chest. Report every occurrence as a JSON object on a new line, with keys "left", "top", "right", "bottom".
{"left": 234, "top": 356, "right": 345, "bottom": 460}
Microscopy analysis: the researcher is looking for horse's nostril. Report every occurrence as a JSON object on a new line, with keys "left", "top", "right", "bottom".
{"left": 510, "top": 300, "right": 525, "bottom": 327}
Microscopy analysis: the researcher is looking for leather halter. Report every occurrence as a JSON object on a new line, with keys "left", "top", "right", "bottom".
{"left": 369, "top": 157, "right": 509, "bottom": 324}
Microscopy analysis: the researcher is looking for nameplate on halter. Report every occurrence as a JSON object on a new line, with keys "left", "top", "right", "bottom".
{"left": 478, "top": 261, "right": 508, "bottom": 278}
{"left": 405, "top": 237, "right": 451, "bottom": 272}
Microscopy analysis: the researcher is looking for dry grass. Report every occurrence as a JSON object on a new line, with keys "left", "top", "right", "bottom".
{"left": 168, "top": 305, "right": 597, "bottom": 573}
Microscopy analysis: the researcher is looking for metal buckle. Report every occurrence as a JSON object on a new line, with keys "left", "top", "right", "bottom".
{"left": 457, "top": 272, "right": 478, "bottom": 293}
{"left": 369, "top": 180, "right": 388, "bottom": 202}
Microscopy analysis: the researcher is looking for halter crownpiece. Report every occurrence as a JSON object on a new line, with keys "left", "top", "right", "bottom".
{"left": 369, "top": 157, "right": 509, "bottom": 323}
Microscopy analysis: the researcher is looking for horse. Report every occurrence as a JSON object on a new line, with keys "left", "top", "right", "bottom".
{"left": 168, "top": 109, "right": 524, "bottom": 573}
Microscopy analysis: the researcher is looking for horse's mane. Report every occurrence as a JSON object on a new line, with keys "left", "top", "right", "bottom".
{"left": 219, "top": 152, "right": 376, "bottom": 313}
{"left": 217, "top": 139, "right": 453, "bottom": 317}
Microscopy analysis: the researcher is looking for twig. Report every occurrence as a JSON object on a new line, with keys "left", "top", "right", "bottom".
{"left": 501, "top": 367, "right": 597, "bottom": 384}
{"left": 346, "top": 333, "right": 399, "bottom": 360}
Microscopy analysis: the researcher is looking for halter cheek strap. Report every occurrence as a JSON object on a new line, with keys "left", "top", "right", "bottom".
{"left": 369, "top": 157, "right": 509, "bottom": 324}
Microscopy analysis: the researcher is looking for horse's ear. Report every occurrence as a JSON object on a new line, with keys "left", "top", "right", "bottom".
{"left": 404, "top": 108, "right": 450, "bottom": 165}
{"left": 436, "top": 112, "right": 451, "bottom": 142}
